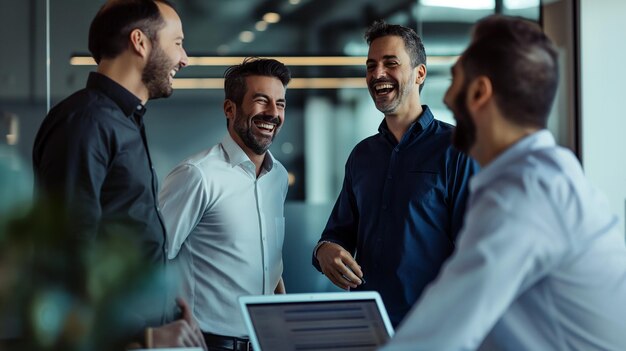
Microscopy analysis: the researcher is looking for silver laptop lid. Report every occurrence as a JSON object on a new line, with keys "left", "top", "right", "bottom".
{"left": 239, "top": 291, "right": 394, "bottom": 351}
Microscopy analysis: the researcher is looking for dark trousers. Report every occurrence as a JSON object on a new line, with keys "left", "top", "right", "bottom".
{"left": 203, "top": 332, "right": 253, "bottom": 351}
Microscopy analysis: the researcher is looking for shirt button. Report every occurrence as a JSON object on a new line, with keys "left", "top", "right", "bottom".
{"left": 136, "top": 105, "right": 142, "bottom": 110}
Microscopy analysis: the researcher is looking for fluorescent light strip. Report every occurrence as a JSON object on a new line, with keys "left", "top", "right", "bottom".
{"left": 70, "top": 55, "right": 458, "bottom": 67}
{"left": 421, "top": 0, "right": 495, "bottom": 10}
{"left": 173, "top": 77, "right": 366, "bottom": 89}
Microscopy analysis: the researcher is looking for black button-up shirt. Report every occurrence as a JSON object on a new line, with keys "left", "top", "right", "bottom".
{"left": 313, "top": 106, "right": 479, "bottom": 327}
{"left": 33, "top": 72, "right": 168, "bottom": 326}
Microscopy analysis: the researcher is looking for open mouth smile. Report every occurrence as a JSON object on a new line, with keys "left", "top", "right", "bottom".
{"left": 372, "top": 81, "right": 396, "bottom": 96}
{"left": 253, "top": 119, "right": 278, "bottom": 136}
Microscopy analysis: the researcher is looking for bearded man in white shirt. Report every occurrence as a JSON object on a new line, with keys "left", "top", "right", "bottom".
{"left": 382, "top": 15, "right": 626, "bottom": 351}
{"left": 159, "top": 57, "right": 290, "bottom": 350}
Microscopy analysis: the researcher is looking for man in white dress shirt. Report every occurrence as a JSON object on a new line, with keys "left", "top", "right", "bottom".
{"left": 159, "top": 58, "right": 290, "bottom": 350}
{"left": 382, "top": 15, "right": 626, "bottom": 351}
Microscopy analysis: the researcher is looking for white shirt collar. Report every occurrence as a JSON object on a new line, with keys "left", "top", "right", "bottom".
{"left": 470, "top": 129, "right": 556, "bottom": 193}
{"left": 220, "top": 133, "right": 275, "bottom": 174}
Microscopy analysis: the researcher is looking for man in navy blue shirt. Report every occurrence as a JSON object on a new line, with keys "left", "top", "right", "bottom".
{"left": 312, "top": 20, "right": 478, "bottom": 327}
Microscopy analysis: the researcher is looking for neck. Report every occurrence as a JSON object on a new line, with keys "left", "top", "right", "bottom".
{"left": 228, "top": 129, "right": 267, "bottom": 178}
{"left": 473, "top": 117, "right": 540, "bottom": 166}
{"left": 97, "top": 57, "right": 148, "bottom": 104}
{"left": 385, "top": 104, "right": 424, "bottom": 143}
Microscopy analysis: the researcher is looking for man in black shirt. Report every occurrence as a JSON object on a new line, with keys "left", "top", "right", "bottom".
{"left": 32, "top": 0, "right": 205, "bottom": 348}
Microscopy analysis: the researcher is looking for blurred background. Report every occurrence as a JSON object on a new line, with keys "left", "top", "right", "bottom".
{"left": 0, "top": 0, "right": 624, "bottom": 297}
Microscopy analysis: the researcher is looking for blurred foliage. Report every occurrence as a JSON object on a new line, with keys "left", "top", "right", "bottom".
{"left": 0, "top": 202, "right": 168, "bottom": 351}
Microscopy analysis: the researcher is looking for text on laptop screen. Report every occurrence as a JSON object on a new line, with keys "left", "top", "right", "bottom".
{"left": 246, "top": 299, "right": 391, "bottom": 351}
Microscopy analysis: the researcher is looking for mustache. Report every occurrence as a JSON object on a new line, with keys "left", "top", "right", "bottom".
{"left": 368, "top": 77, "right": 396, "bottom": 86}
{"left": 252, "top": 114, "right": 281, "bottom": 127}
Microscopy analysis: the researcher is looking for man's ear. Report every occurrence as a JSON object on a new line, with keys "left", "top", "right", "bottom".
{"left": 224, "top": 99, "right": 236, "bottom": 118}
{"left": 129, "top": 28, "right": 150, "bottom": 59}
{"left": 415, "top": 64, "right": 427, "bottom": 85}
{"left": 467, "top": 76, "right": 493, "bottom": 113}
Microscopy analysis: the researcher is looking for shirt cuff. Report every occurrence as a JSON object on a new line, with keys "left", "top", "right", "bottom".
{"left": 313, "top": 240, "right": 335, "bottom": 259}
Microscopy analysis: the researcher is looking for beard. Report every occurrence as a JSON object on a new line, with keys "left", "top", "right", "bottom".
{"left": 233, "top": 109, "right": 282, "bottom": 155}
{"left": 368, "top": 70, "right": 415, "bottom": 115}
{"left": 451, "top": 84, "right": 477, "bottom": 154}
{"left": 142, "top": 43, "right": 174, "bottom": 100}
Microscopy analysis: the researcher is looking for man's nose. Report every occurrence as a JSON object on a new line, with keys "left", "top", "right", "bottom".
{"left": 266, "top": 102, "right": 279, "bottom": 117}
{"left": 372, "top": 65, "right": 387, "bottom": 79}
{"left": 179, "top": 49, "right": 189, "bottom": 68}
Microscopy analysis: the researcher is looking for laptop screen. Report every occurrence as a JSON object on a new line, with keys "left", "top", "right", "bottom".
{"left": 241, "top": 292, "right": 393, "bottom": 351}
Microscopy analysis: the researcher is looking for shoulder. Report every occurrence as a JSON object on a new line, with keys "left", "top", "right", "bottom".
{"left": 431, "top": 118, "right": 455, "bottom": 132}
{"left": 351, "top": 133, "right": 384, "bottom": 155}
{"left": 480, "top": 147, "right": 582, "bottom": 213}
{"left": 45, "top": 89, "right": 126, "bottom": 131}
{"left": 271, "top": 159, "right": 289, "bottom": 179}
{"left": 183, "top": 144, "right": 227, "bottom": 168}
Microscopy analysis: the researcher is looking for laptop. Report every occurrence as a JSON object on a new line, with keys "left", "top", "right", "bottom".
{"left": 239, "top": 291, "right": 394, "bottom": 351}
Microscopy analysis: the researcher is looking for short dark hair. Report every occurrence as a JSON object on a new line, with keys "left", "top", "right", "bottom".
{"left": 223, "top": 57, "right": 291, "bottom": 106}
{"left": 365, "top": 20, "right": 427, "bottom": 92}
{"left": 364, "top": 20, "right": 426, "bottom": 68}
{"left": 461, "top": 15, "right": 559, "bottom": 128}
{"left": 88, "top": 0, "right": 175, "bottom": 64}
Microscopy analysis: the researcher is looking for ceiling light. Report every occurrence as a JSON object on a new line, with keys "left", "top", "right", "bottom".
{"left": 172, "top": 78, "right": 367, "bottom": 90}
{"left": 504, "top": 0, "right": 539, "bottom": 9}
{"left": 255, "top": 21, "right": 268, "bottom": 32}
{"left": 289, "top": 0, "right": 301, "bottom": 5}
{"left": 421, "top": 0, "right": 494, "bottom": 10}
{"left": 263, "top": 12, "right": 281, "bottom": 24}
{"left": 216, "top": 45, "right": 230, "bottom": 55}
{"left": 70, "top": 55, "right": 458, "bottom": 67}
{"left": 239, "top": 31, "right": 255, "bottom": 43}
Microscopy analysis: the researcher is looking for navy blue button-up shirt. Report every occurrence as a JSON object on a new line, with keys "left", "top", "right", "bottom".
{"left": 313, "top": 106, "right": 478, "bottom": 327}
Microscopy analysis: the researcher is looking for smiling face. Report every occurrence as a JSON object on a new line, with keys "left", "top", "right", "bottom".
{"left": 366, "top": 35, "right": 421, "bottom": 116}
{"left": 142, "top": 2, "right": 188, "bottom": 100}
{"left": 227, "top": 75, "right": 286, "bottom": 156}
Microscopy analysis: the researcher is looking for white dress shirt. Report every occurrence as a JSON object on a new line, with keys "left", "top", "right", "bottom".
{"left": 382, "top": 130, "right": 626, "bottom": 351}
{"left": 159, "top": 133, "right": 288, "bottom": 337}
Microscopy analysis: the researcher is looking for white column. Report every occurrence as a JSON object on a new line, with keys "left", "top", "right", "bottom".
{"left": 580, "top": 0, "right": 626, "bottom": 236}
{"left": 304, "top": 96, "right": 334, "bottom": 204}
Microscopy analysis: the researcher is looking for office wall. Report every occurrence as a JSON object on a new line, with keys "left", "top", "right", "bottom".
{"left": 580, "top": 0, "right": 626, "bottom": 236}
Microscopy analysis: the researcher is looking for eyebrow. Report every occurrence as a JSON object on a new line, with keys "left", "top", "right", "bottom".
{"left": 366, "top": 55, "right": 400, "bottom": 64}
{"left": 253, "top": 93, "right": 286, "bottom": 103}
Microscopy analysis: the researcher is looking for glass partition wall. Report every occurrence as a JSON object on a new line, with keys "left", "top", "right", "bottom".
{"left": 1, "top": 1, "right": 572, "bottom": 295}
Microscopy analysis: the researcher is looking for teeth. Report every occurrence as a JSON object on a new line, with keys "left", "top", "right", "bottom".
{"left": 170, "top": 69, "right": 177, "bottom": 78}
{"left": 256, "top": 122, "right": 275, "bottom": 131}
{"left": 375, "top": 83, "right": 394, "bottom": 91}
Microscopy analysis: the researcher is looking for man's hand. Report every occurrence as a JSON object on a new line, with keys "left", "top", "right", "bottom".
{"left": 316, "top": 242, "right": 364, "bottom": 290}
{"left": 150, "top": 298, "right": 207, "bottom": 350}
